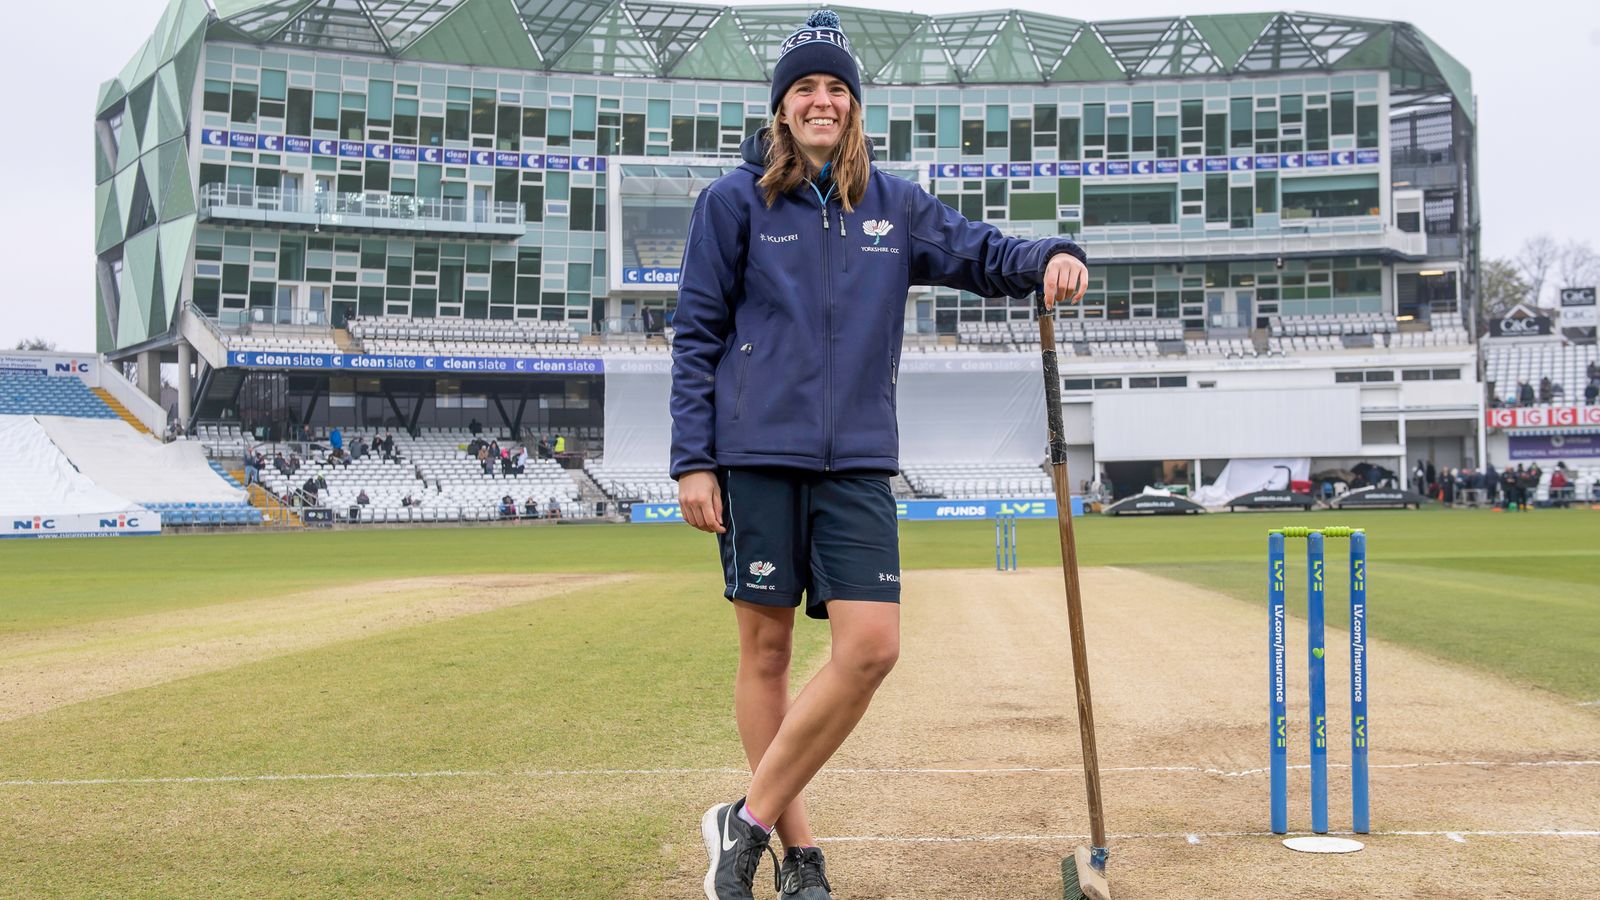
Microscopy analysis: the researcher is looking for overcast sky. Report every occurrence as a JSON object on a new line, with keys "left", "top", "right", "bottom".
{"left": 1, "top": 0, "right": 1595, "bottom": 350}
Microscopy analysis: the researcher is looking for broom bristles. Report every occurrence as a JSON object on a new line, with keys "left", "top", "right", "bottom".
{"left": 1060, "top": 846, "right": 1110, "bottom": 900}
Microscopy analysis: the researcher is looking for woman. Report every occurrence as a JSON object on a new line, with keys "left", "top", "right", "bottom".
{"left": 669, "top": 11, "right": 1087, "bottom": 899}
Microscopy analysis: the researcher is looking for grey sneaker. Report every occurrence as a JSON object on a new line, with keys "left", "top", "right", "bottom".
{"left": 701, "top": 799, "right": 778, "bottom": 900}
{"left": 777, "top": 846, "right": 833, "bottom": 899}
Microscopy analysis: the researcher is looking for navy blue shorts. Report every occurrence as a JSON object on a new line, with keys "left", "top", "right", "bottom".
{"left": 717, "top": 467, "right": 901, "bottom": 619}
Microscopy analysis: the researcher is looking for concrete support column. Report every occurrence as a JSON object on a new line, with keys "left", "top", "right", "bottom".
{"left": 1397, "top": 415, "right": 1408, "bottom": 490}
{"left": 1475, "top": 396, "right": 1488, "bottom": 470}
{"left": 177, "top": 342, "right": 194, "bottom": 431}
{"left": 137, "top": 350, "right": 161, "bottom": 403}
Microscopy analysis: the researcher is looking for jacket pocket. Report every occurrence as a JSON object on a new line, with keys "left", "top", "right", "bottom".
{"left": 732, "top": 342, "right": 754, "bottom": 420}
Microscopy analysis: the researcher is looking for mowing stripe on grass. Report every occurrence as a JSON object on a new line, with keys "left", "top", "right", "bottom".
{"left": 6, "top": 757, "right": 1597, "bottom": 787}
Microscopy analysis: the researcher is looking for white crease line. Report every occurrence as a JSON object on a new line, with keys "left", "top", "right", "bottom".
{"left": 1578, "top": 700, "right": 1600, "bottom": 707}
{"left": 820, "top": 830, "right": 1600, "bottom": 844}
{"left": 4, "top": 759, "right": 1597, "bottom": 788}
{"left": 0, "top": 768, "right": 746, "bottom": 787}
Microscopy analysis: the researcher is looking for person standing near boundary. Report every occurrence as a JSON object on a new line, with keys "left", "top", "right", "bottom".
{"left": 669, "top": 11, "right": 1088, "bottom": 898}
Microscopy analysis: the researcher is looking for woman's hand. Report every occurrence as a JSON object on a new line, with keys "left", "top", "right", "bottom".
{"left": 1043, "top": 252, "right": 1088, "bottom": 309}
{"left": 677, "top": 470, "right": 726, "bottom": 534}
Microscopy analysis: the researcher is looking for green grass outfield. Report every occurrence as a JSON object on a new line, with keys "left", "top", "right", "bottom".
{"left": 4, "top": 508, "right": 1596, "bottom": 699}
{"left": 0, "top": 508, "right": 1595, "bottom": 896}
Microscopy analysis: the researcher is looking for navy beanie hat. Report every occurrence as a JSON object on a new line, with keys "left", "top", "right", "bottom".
{"left": 770, "top": 10, "right": 861, "bottom": 113}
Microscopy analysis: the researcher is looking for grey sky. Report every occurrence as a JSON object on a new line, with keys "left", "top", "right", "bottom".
{"left": 1, "top": 0, "right": 1595, "bottom": 350}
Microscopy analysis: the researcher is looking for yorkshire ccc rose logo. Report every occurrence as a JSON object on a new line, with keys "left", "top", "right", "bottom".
{"left": 861, "top": 220, "right": 893, "bottom": 245}
{"left": 748, "top": 561, "right": 776, "bottom": 583}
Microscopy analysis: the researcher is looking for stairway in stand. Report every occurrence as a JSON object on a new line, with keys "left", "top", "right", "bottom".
{"left": 93, "top": 388, "right": 153, "bottom": 436}
{"left": 334, "top": 326, "right": 361, "bottom": 353}
{"left": 235, "top": 474, "right": 302, "bottom": 526}
{"left": 570, "top": 466, "right": 615, "bottom": 518}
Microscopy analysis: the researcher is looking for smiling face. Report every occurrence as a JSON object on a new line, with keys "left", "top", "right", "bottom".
{"left": 778, "top": 73, "right": 851, "bottom": 168}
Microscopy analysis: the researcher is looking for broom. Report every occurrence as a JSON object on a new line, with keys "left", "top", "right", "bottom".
{"left": 1036, "top": 294, "right": 1111, "bottom": 900}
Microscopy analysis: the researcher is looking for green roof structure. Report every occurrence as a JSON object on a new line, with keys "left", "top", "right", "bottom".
{"left": 104, "top": 2, "right": 1476, "bottom": 116}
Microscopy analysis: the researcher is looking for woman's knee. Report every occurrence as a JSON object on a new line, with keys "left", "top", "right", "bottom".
{"left": 740, "top": 632, "right": 793, "bottom": 680}
{"left": 836, "top": 633, "right": 899, "bottom": 683}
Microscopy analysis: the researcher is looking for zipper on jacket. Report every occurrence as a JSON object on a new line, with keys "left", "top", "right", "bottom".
{"left": 840, "top": 212, "right": 849, "bottom": 272}
{"left": 890, "top": 355, "right": 897, "bottom": 385}
{"left": 732, "top": 342, "right": 753, "bottom": 420}
{"left": 808, "top": 176, "right": 836, "bottom": 471}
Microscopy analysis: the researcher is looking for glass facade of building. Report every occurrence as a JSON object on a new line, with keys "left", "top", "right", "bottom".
{"left": 95, "top": 0, "right": 1476, "bottom": 353}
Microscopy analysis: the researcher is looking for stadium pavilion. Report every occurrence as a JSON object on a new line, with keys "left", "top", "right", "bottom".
{"left": 90, "top": 0, "right": 1514, "bottom": 514}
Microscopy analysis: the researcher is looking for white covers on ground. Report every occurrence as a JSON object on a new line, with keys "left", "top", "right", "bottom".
{"left": 35, "top": 416, "right": 247, "bottom": 505}
{"left": 0, "top": 415, "right": 140, "bottom": 516}
{"left": 1191, "top": 458, "right": 1311, "bottom": 507}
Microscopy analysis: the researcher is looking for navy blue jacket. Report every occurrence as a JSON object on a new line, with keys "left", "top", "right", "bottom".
{"left": 669, "top": 132, "right": 1086, "bottom": 479}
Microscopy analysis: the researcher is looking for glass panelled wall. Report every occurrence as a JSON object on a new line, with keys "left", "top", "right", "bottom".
{"left": 927, "top": 257, "right": 1385, "bottom": 332}
{"left": 194, "top": 43, "right": 1390, "bottom": 333}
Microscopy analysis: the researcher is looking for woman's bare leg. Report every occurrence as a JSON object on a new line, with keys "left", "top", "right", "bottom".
{"left": 733, "top": 600, "right": 815, "bottom": 847}
{"left": 742, "top": 599, "right": 900, "bottom": 826}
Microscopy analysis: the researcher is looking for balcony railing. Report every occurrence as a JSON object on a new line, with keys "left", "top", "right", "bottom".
{"left": 1078, "top": 217, "right": 1426, "bottom": 263}
{"left": 197, "top": 184, "right": 526, "bottom": 238}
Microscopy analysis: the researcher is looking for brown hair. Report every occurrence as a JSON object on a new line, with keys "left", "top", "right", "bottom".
{"left": 759, "top": 90, "right": 870, "bottom": 212}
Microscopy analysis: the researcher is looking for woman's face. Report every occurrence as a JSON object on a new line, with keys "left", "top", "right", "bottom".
{"left": 779, "top": 74, "right": 850, "bottom": 164}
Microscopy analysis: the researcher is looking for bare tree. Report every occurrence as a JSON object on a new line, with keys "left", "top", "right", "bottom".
{"left": 1556, "top": 239, "right": 1600, "bottom": 293}
{"left": 1514, "top": 234, "right": 1561, "bottom": 307}
{"left": 12, "top": 338, "right": 57, "bottom": 351}
{"left": 1478, "top": 258, "right": 1528, "bottom": 332}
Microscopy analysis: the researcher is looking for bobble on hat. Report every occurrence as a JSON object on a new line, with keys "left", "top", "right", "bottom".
{"left": 770, "top": 8, "right": 862, "bottom": 112}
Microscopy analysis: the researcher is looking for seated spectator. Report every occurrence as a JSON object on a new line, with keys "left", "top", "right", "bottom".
{"left": 537, "top": 437, "right": 553, "bottom": 459}
{"left": 469, "top": 417, "right": 483, "bottom": 435}
{"left": 274, "top": 452, "right": 291, "bottom": 476}
{"left": 350, "top": 437, "right": 369, "bottom": 460}
{"left": 1550, "top": 465, "right": 1570, "bottom": 505}
{"left": 330, "top": 427, "right": 343, "bottom": 452}
{"left": 1539, "top": 377, "right": 1554, "bottom": 404}
{"left": 546, "top": 499, "right": 562, "bottom": 519}
{"left": 401, "top": 493, "right": 418, "bottom": 508}
{"left": 500, "top": 451, "right": 514, "bottom": 475}
{"left": 512, "top": 446, "right": 528, "bottom": 475}
{"left": 1587, "top": 380, "right": 1599, "bottom": 405}
{"left": 1517, "top": 380, "right": 1535, "bottom": 407}
{"left": 499, "top": 494, "right": 516, "bottom": 518}
{"left": 1590, "top": 360, "right": 1600, "bottom": 382}
{"left": 481, "top": 454, "right": 496, "bottom": 476}
{"left": 523, "top": 496, "right": 539, "bottom": 517}
{"left": 381, "top": 432, "right": 397, "bottom": 461}
{"left": 301, "top": 475, "right": 321, "bottom": 502}
{"left": 288, "top": 453, "right": 303, "bottom": 476}
{"left": 357, "top": 489, "right": 370, "bottom": 506}
{"left": 553, "top": 433, "right": 566, "bottom": 455}
{"left": 466, "top": 437, "right": 485, "bottom": 457}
